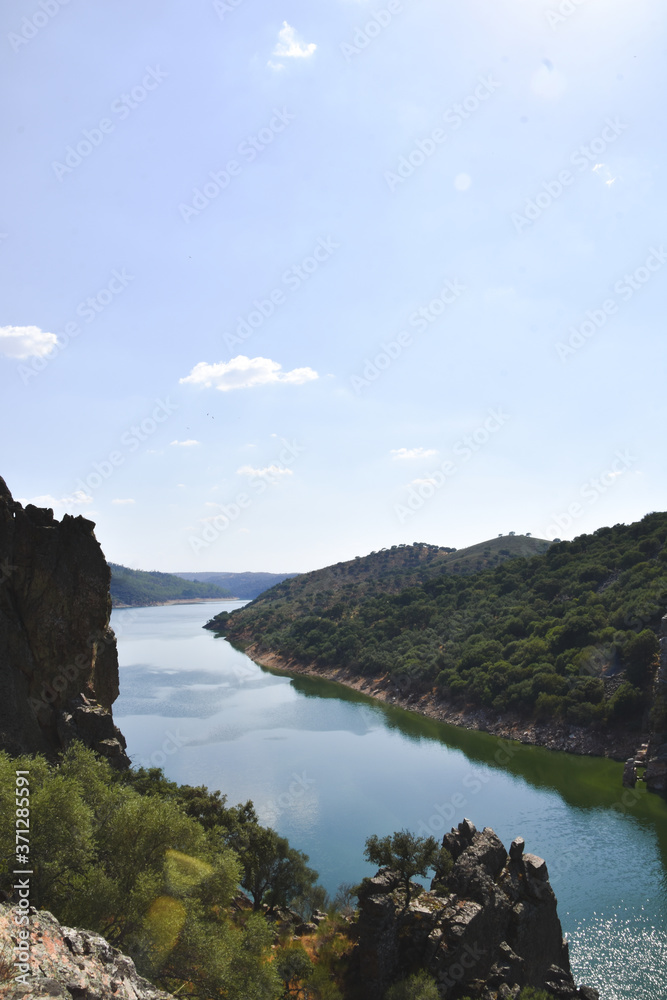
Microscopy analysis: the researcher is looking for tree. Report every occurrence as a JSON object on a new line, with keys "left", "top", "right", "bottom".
{"left": 275, "top": 945, "right": 314, "bottom": 998}
{"left": 622, "top": 629, "right": 659, "bottom": 685}
{"left": 363, "top": 830, "right": 442, "bottom": 907}
{"left": 231, "top": 824, "right": 318, "bottom": 913}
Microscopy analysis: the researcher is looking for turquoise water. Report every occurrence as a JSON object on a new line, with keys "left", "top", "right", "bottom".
{"left": 112, "top": 602, "right": 667, "bottom": 999}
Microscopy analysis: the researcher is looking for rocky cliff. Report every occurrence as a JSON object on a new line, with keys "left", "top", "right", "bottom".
{"left": 0, "top": 477, "right": 128, "bottom": 766}
{"left": 0, "top": 903, "right": 173, "bottom": 999}
{"left": 355, "top": 819, "right": 599, "bottom": 1000}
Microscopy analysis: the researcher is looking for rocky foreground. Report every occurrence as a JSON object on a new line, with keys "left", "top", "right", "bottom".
{"left": 0, "top": 903, "right": 173, "bottom": 999}
{"left": 0, "top": 820, "right": 600, "bottom": 1000}
{"left": 354, "top": 819, "right": 599, "bottom": 1000}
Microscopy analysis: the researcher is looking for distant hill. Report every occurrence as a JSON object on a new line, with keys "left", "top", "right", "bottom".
{"left": 207, "top": 516, "right": 667, "bottom": 730}
{"left": 221, "top": 534, "right": 551, "bottom": 609}
{"left": 110, "top": 564, "right": 232, "bottom": 607}
{"left": 173, "top": 571, "right": 298, "bottom": 601}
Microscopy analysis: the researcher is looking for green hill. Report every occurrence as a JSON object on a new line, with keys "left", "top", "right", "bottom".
{"left": 220, "top": 534, "right": 550, "bottom": 609}
{"left": 206, "top": 515, "right": 667, "bottom": 729}
{"left": 110, "top": 563, "right": 232, "bottom": 607}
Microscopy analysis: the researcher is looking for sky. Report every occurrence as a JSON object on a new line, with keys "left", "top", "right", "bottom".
{"left": 1, "top": 0, "right": 666, "bottom": 573}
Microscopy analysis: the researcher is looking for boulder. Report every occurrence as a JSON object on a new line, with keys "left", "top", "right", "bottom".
{"left": 353, "top": 820, "right": 599, "bottom": 999}
{"left": 0, "top": 904, "right": 173, "bottom": 999}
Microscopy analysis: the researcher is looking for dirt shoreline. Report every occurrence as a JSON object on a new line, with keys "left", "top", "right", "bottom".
{"left": 241, "top": 644, "right": 644, "bottom": 762}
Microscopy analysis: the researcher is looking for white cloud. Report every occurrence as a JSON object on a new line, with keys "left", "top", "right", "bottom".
{"left": 180, "top": 355, "right": 318, "bottom": 392}
{"left": 391, "top": 447, "right": 438, "bottom": 460}
{"left": 237, "top": 464, "right": 294, "bottom": 478}
{"left": 170, "top": 439, "right": 201, "bottom": 447}
{"left": 18, "top": 490, "right": 93, "bottom": 510}
{"left": 271, "top": 21, "right": 316, "bottom": 64}
{"left": 593, "top": 163, "right": 617, "bottom": 187}
{"left": 0, "top": 325, "right": 57, "bottom": 360}
{"left": 111, "top": 498, "right": 135, "bottom": 505}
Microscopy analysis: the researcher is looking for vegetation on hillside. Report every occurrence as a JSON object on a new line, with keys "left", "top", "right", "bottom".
{"left": 0, "top": 745, "right": 347, "bottom": 999}
{"left": 208, "top": 514, "right": 667, "bottom": 729}
{"left": 239, "top": 534, "right": 551, "bottom": 609}
{"left": 110, "top": 563, "right": 232, "bottom": 607}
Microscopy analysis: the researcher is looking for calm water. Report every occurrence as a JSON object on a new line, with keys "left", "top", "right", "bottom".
{"left": 113, "top": 602, "right": 667, "bottom": 1000}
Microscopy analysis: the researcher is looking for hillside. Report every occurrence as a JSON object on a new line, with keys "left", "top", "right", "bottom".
{"left": 110, "top": 563, "right": 232, "bottom": 607}
{"left": 173, "top": 570, "right": 298, "bottom": 600}
{"left": 206, "top": 515, "right": 667, "bottom": 734}
{"left": 222, "top": 534, "right": 551, "bottom": 609}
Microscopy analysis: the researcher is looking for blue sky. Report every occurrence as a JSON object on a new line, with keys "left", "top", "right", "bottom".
{"left": 1, "top": 0, "right": 665, "bottom": 572}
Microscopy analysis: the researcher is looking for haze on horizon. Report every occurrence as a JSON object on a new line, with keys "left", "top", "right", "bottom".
{"left": 1, "top": 0, "right": 665, "bottom": 574}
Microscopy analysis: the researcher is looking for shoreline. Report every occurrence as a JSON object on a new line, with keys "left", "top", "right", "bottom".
{"left": 240, "top": 644, "right": 644, "bottom": 762}
{"left": 112, "top": 597, "right": 241, "bottom": 609}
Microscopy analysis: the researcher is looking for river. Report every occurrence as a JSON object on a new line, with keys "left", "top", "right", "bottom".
{"left": 112, "top": 601, "right": 667, "bottom": 999}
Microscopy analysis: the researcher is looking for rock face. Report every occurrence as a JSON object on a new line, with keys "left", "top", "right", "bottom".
{"left": 0, "top": 477, "right": 128, "bottom": 766}
{"left": 646, "top": 613, "right": 667, "bottom": 794}
{"left": 0, "top": 903, "right": 173, "bottom": 999}
{"left": 355, "top": 819, "right": 599, "bottom": 1000}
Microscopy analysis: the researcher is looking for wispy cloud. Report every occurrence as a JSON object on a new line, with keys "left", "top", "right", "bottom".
{"left": 112, "top": 498, "right": 135, "bottom": 505}
{"left": 170, "top": 439, "right": 201, "bottom": 447}
{"left": 180, "top": 355, "right": 318, "bottom": 392}
{"left": 269, "top": 21, "right": 316, "bottom": 69}
{"left": 391, "top": 447, "right": 438, "bottom": 460}
{"left": 0, "top": 325, "right": 57, "bottom": 360}
{"left": 237, "top": 464, "right": 294, "bottom": 478}
{"left": 18, "top": 490, "right": 93, "bottom": 510}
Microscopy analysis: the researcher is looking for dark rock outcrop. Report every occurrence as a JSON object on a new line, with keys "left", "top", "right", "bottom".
{"left": 646, "top": 613, "right": 667, "bottom": 794}
{"left": 0, "top": 477, "right": 128, "bottom": 766}
{"left": 355, "top": 819, "right": 599, "bottom": 1000}
{"left": 0, "top": 903, "right": 173, "bottom": 999}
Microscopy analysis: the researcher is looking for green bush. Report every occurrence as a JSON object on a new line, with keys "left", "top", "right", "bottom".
{"left": 385, "top": 969, "right": 440, "bottom": 1000}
